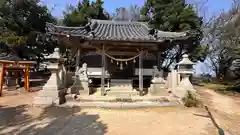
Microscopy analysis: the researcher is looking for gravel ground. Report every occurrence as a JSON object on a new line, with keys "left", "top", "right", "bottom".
{"left": 0, "top": 88, "right": 239, "bottom": 135}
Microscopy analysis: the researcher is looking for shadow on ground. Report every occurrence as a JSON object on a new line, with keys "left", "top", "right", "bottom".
{"left": 0, "top": 105, "right": 107, "bottom": 135}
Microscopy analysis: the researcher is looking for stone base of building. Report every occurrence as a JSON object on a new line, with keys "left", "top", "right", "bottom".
{"left": 54, "top": 94, "right": 181, "bottom": 108}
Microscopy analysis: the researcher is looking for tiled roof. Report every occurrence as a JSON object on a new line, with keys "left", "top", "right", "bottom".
{"left": 46, "top": 19, "right": 188, "bottom": 42}
{"left": 46, "top": 23, "right": 88, "bottom": 36}
{"left": 0, "top": 54, "right": 22, "bottom": 61}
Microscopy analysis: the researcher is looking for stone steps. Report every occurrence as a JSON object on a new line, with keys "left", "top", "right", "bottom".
{"left": 56, "top": 101, "right": 181, "bottom": 109}
{"left": 107, "top": 90, "right": 138, "bottom": 96}
{"left": 107, "top": 82, "right": 137, "bottom": 96}
{"left": 66, "top": 94, "right": 179, "bottom": 103}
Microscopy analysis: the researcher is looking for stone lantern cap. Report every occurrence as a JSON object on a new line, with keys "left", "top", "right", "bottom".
{"left": 177, "top": 54, "right": 194, "bottom": 65}
{"left": 44, "top": 48, "right": 61, "bottom": 60}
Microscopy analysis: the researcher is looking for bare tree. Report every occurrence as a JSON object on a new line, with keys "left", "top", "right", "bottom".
{"left": 113, "top": 5, "right": 141, "bottom": 21}
{"left": 204, "top": 2, "right": 240, "bottom": 80}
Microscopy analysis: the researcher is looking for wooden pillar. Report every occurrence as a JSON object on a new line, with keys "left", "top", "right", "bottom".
{"left": 101, "top": 45, "right": 105, "bottom": 96}
{"left": 24, "top": 65, "right": 30, "bottom": 92}
{"left": 75, "top": 48, "right": 81, "bottom": 73}
{"left": 0, "top": 64, "right": 6, "bottom": 96}
{"left": 157, "top": 52, "right": 161, "bottom": 70}
{"left": 139, "top": 51, "right": 143, "bottom": 96}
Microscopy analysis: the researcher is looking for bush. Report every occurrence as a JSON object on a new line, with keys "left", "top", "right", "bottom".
{"left": 182, "top": 91, "right": 199, "bottom": 107}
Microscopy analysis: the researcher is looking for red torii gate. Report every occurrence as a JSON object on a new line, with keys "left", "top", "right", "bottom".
{"left": 0, "top": 60, "right": 36, "bottom": 96}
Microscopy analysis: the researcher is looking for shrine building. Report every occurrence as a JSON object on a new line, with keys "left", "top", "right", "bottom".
{"left": 45, "top": 19, "right": 190, "bottom": 97}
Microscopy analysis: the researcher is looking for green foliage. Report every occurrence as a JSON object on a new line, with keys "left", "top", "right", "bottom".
{"left": 189, "top": 45, "right": 209, "bottom": 62}
{"left": 141, "top": 0, "right": 202, "bottom": 31}
{"left": 63, "top": 0, "right": 109, "bottom": 26}
{"left": 182, "top": 91, "right": 199, "bottom": 107}
{"left": 0, "top": 0, "right": 56, "bottom": 59}
{"left": 141, "top": 0, "right": 205, "bottom": 68}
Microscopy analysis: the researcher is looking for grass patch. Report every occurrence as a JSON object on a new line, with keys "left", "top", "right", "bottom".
{"left": 182, "top": 91, "right": 200, "bottom": 107}
{"left": 200, "top": 82, "right": 240, "bottom": 96}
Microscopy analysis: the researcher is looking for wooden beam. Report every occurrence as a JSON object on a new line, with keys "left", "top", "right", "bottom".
{"left": 139, "top": 51, "right": 143, "bottom": 96}
{"left": 101, "top": 45, "right": 106, "bottom": 96}
{"left": 0, "top": 64, "right": 6, "bottom": 96}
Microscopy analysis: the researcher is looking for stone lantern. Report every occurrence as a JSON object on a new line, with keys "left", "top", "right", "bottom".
{"left": 43, "top": 48, "right": 65, "bottom": 89}
{"left": 34, "top": 48, "right": 64, "bottom": 105}
{"left": 175, "top": 54, "right": 195, "bottom": 98}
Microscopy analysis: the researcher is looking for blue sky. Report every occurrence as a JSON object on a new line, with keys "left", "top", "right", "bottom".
{"left": 41, "top": 0, "right": 232, "bottom": 19}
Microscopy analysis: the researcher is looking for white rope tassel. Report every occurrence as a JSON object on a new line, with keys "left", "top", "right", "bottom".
{"left": 120, "top": 62, "right": 123, "bottom": 70}
{"left": 111, "top": 59, "right": 113, "bottom": 63}
{"left": 125, "top": 61, "right": 128, "bottom": 65}
{"left": 117, "top": 61, "right": 119, "bottom": 65}
{"left": 133, "top": 59, "right": 136, "bottom": 63}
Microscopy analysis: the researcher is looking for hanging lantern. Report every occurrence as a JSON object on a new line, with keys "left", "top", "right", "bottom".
{"left": 120, "top": 62, "right": 123, "bottom": 70}
{"left": 111, "top": 59, "right": 113, "bottom": 63}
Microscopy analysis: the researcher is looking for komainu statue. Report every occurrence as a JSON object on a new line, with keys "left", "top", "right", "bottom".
{"left": 152, "top": 66, "right": 162, "bottom": 78}
{"left": 151, "top": 66, "right": 165, "bottom": 83}
{"left": 78, "top": 63, "right": 88, "bottom": 81}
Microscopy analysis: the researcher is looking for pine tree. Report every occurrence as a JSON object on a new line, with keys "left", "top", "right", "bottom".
{"left": 141, "top": 0, "right": 205, "bottom": 69}
{"left": 63, "top": 0, "right": 109, "bottom": 26}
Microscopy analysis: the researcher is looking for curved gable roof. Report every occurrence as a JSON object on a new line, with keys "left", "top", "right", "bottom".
{"left": 46, "top": 19, "right": 188, "bottom": 42}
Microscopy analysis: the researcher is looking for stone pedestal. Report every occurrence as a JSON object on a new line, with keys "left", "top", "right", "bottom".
{"left": 149, "top": 77, "right": 168, "bottom": 96}
{"left": 70, "top": 75, "right": 89, "bottom": 95}
{"left": 79, "top": 80, "right": 89, "bottom": 95}
{"left": 175, "top": 74, "right": 195, "bottom": 98}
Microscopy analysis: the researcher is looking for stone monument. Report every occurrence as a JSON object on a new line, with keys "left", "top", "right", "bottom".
{"left": 149, "top": 66, "right": 167, "bottom": 96}
{"left": 34, "top": 48, "right": 63, "bottom": 105}
{"left": 174, "top": 54, "right": 195, "bottom": 98}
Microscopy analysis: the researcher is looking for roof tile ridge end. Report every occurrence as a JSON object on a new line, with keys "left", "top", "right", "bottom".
{"left": 46, "top": 22, "right": 86, "bottom": 29}
{"left": 89, "top": 19, "right": 98, "bottom": 29}
{"left": 140, "top": 22, "right": 151, "bottom": 31}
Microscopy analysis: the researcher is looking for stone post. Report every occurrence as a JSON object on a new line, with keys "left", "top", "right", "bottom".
{"left": 34, "top": 48, "right": 63, "bottom": 105}
{"left": 174, "top": 54, "right": 195, "bottom": 98}
{"left": 177, "top": 73, "right": 181, "bottom": 85}
{"left": 171, "top": 70, "right": 178, "bottom": 89}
